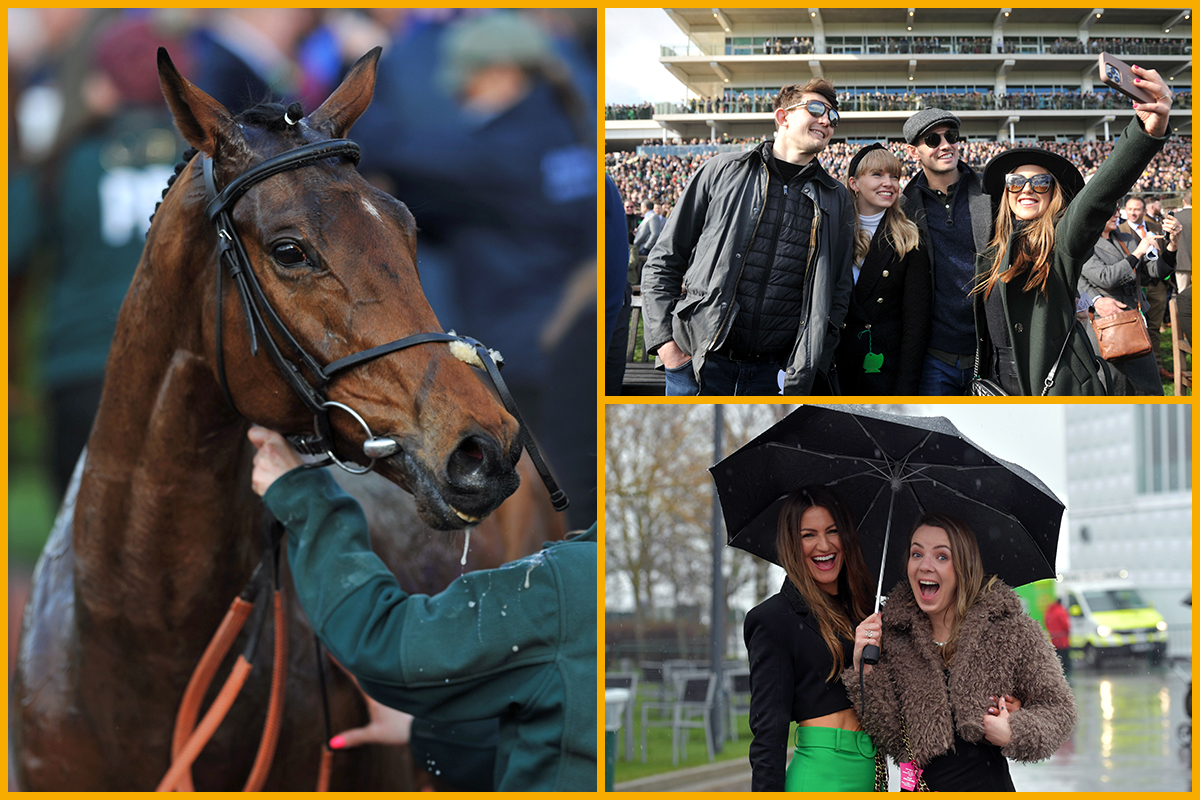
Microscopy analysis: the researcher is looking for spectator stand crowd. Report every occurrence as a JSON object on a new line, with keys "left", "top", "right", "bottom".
{"left": 607, "top": 138, "right": 1192, "bottom": 223}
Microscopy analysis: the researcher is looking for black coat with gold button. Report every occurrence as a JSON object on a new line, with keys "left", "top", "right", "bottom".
{"left": 835, "top": 227, "right": 931, "bottom": 394}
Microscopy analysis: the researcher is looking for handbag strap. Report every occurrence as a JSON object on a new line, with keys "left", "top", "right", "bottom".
{"left": 1040, "top": 322, "right": 1079, "bottom": 396}
{"left": 899, "top": 719, "right": 931, "bottom": 792}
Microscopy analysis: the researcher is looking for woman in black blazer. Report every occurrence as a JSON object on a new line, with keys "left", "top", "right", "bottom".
{"left": 835, "top": 143, "right": 931, "bottom": 395}
{"left": 743, "top": 486, "right": 876, "bottom": 791}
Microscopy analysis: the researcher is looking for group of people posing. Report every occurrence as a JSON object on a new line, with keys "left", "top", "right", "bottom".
{"left": 640, "top": 66, "right": 1181, "bottom": 395}
{"left": 745, "top": 488, "right": 1075, "bottom": 791}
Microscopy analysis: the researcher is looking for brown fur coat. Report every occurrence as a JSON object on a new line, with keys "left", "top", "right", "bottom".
{"left": 840, "top": 579, "right": 1076, "bottom": 766}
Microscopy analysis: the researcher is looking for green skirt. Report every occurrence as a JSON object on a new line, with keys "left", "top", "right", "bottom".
{"left": 785, "top": 725, "right": 876, "bottom": 792}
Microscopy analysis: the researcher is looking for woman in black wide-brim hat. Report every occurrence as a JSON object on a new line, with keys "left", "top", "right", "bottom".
{"left": 971, "top": 64, "right": 1175, "bottom": 395}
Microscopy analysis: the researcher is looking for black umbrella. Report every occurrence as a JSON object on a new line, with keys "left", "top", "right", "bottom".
{"left": 711, "top": 405, "right": 1065, "bottom": 612}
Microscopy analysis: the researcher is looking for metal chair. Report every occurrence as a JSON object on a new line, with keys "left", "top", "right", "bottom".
{"left": 638, "top": 660, "right": 665, "bottom": 704}
{"left": 640, "top": 671, "right": 716, "bottom": 765}
{"left": 724, "top": 668, "right": 752, "bottom": 741}
{"left": 604, "top": 672, "right": 638, "bottom": 761}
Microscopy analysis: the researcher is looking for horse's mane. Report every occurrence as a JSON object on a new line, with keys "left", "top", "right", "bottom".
{"left": 147, "top": 100, "right": 305, "bottom": 236}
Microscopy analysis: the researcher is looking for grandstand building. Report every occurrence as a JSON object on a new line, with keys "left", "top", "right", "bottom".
{"left": 606, "top": 7, "right": 1192, "bottom": 147}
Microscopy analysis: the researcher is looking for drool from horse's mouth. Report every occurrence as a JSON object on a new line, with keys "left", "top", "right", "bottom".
{"left": 376, "top": 449, "right": 515, "bottom": 531}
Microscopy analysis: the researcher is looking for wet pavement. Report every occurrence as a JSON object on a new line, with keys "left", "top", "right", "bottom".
{"left": 621, "top": 660, "right": 1192, "bottom": 792}
{"left": 1008, "top": 661, "right": 1192, "bottom": 792}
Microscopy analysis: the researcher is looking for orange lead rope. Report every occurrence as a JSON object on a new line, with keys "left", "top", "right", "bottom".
{"left": 159, "top": 512, "right": 304, "bottom": 791}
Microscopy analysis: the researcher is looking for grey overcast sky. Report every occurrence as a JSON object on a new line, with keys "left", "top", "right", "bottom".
{"left": 605, "top": 8, "right": 689, "bottom": 104}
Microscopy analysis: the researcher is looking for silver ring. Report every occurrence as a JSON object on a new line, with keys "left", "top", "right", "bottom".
{"left": 318, "top": 400, "right": 376, "bottom": 474}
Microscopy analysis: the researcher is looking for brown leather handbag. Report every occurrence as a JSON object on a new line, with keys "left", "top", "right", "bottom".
{"left": 1090, "top": 307, "right": 1153, "bottom": 362}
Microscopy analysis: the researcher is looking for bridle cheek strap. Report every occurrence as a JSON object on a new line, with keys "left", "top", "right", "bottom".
{"left": 200, "top": 143, "right": 568, "bottom": 511}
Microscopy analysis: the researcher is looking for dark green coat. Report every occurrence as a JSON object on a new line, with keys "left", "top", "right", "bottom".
{"left": 264, "top": 468, "right": 597, "bottom": 791}
{"left": 973, "top": 118, "right": 1169, "bottom": 395}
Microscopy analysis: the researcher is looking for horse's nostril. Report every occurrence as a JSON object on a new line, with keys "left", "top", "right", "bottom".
{"left": 459, "top": 438, "right": 484, "bottom": 462}
{"left": 447, "top": 435, "right": 493, "bottom": 487}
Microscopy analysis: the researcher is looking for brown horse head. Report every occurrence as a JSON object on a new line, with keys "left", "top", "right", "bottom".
{"left": 155, "top": 48, "right": 522, "bottom": 529}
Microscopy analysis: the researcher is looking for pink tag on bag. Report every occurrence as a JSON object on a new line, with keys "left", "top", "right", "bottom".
{"left": 899, "top": 760, "right": 923, "bottom": 791}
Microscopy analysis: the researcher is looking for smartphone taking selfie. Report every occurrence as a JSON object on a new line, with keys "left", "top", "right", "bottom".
{"left": 1098, "top": 52, "right": 1157, "bottom": 104}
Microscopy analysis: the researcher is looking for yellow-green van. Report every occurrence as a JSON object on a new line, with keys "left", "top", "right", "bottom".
{"left": 1060, "top": 579, "right": 1168, "bottom": 667}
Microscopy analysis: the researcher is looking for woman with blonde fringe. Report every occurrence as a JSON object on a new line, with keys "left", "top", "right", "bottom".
{"left": 835, "top": 143, "right": 931, "bottom": 395}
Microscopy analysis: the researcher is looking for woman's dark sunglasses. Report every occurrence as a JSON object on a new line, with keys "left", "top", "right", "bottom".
{"left": 922, "top": 130, "right": 961, "bottom": 148}
{"left": 784, "top": 99, "right": 840, "bottom": 127}
{"left": 1005, "top": 173, "right": 1056, "bottom": 194}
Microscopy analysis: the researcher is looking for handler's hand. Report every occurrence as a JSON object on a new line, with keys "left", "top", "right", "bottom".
{"left": 330, "top": 693, "right": 414, "bottom": 749}
{"left": 657, "top": 340, "right": 692, "bottom": 370}
{"left": 852, "top": 612, "right": 882, "bottom": 674}
{"left": 248, "top": 425, "right": 303, "bottom": 496}
{"left": 1129, "top": 64, "right": 1173, "bottom": 138}
{"left": 982, "top": 695, "right": 1013, "bottom": 747}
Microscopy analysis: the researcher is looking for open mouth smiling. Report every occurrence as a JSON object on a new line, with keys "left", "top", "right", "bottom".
{"left": 919, "top": 579, "right": 940, "bottom": 599}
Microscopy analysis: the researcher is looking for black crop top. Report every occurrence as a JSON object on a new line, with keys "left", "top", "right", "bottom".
{"left": 744, "top": 579, "right": 857, "bottom": 791}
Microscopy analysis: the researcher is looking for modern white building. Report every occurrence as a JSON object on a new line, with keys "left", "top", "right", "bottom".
{"left": 607, "top": 7, "right": 1192, "bottom": 145}
{"left": 1063, "top": 405, "right": 1191, "bottom": 654}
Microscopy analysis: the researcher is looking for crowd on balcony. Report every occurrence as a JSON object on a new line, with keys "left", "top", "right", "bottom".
{"left": 740, "top": 34, "right": 1190, "bottom": 57}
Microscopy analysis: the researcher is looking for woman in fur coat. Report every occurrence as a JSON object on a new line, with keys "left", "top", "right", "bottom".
{"left": 841, "top": 513, "right": 1076, "bottom": 791}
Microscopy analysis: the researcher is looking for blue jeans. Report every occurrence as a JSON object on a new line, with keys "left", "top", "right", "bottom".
{"left": 918, "top": 352, "right": 973, "bottom": 396}
{"left": 664, "top": 351, "right": 784, "bottom": 396}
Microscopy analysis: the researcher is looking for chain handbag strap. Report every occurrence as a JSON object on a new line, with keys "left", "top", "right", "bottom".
{"left": 874, "top": 748, "right": 889, "bottom": 792}
{"left": 900, "top": 720, "right": 931, "bottom": 792}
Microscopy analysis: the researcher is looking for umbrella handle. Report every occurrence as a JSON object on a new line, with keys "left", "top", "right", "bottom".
{"left": 862, "top": 643, "right": 880, "bottom": 666}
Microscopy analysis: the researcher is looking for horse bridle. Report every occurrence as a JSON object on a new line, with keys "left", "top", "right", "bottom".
{"left": 201, "top": 139, "right": 566, "bottom": 511}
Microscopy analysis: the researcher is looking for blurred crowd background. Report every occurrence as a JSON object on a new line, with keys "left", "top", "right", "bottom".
{"left": 8, "top": 8, "right": 598, "bottom": 566}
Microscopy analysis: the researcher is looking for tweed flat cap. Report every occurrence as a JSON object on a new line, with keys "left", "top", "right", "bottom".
{"left": 903, "top": 108, "right": 962, "bottom": 145}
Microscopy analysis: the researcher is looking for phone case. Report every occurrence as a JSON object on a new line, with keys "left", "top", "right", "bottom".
{"left": 1098, "top": 53, "right": 1156, "bottom": 104}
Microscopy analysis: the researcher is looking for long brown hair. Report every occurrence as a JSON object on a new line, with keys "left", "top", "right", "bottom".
{"left": 974, "top": 177, "right": 1066, "bottom": 299}
{"left": 846, "top": 147, "right": 920, "bottom": 264}
{"left": 776, "top": 486, "right": 874, "bottom": 680}
{"left": 906, "top": 512, "right": 999, "bottom": 665}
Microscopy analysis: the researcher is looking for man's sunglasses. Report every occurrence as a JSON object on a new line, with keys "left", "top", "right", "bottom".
{"left": 1005, "top": 173, "right": 1056, "bottom": 194}
{"left": 922, "top": 130, "right": 961, "bottom": 148}
{"left": 784, "top": 100, "right": 840, "bottom": 127}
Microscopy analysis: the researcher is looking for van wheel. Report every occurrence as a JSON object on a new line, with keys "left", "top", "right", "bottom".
{"left": 1149, "top": 646, "right": 1164, "bottom": 666}
{"left": 1084, "top": 645, "right": 1102, "bottom": 669}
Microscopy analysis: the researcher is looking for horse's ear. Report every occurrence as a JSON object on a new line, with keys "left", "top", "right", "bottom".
{"left": 156, "top": 47, "right": 243, "bottom": 158}
{"left": 309, "top": 47, "right": 381, "bottom": 138}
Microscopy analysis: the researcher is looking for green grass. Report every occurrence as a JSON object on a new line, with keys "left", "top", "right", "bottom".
{"left": 611, "top": 684, "right": 754, "bottom": 784}
{"left": 1159, "top": 327, "right": 1189, "bottom": 397}
{"left": 9, "top": 466, "right": 57, "bottom": 567}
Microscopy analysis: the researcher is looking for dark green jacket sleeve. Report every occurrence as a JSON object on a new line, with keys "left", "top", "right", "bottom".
{"left": 263, "top": 467, "right": 590, "bottom": 723}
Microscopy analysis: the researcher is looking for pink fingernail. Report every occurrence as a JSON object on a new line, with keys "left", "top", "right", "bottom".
{"left": 330, "top": 735, "right": 346, "bottom": 749}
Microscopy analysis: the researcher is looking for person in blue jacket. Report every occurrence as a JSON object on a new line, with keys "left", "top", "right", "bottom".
{"left": 247, "top": 425, "right": 597, "bottom": 791}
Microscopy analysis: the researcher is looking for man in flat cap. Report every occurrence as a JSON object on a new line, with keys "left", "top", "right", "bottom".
{"left": 901, "top": 108, "right": 993, "bottom": 394}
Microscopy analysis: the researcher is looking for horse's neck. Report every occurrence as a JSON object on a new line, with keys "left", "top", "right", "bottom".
{"left": 73, "top": 197, "right": 260, "bottom": 631}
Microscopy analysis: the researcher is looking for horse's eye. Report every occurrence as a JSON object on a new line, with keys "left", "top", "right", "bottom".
{"left": 272, "top": 243, "right": 309, "bottom": 267}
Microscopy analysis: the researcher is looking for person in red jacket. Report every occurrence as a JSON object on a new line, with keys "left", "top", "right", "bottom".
{"left": 1044, "top": 599, "right": 1072, "bottom": 676}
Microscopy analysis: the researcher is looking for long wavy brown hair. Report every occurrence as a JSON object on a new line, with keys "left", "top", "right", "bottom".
{"left": 974, "top": 174, "right": 1066, "bottom": 300}
{"left": 776, "top": 486, "right": 874, "bottom": 680}
{"left": 906, "top": 512, "right": 999, "bottom": 665}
